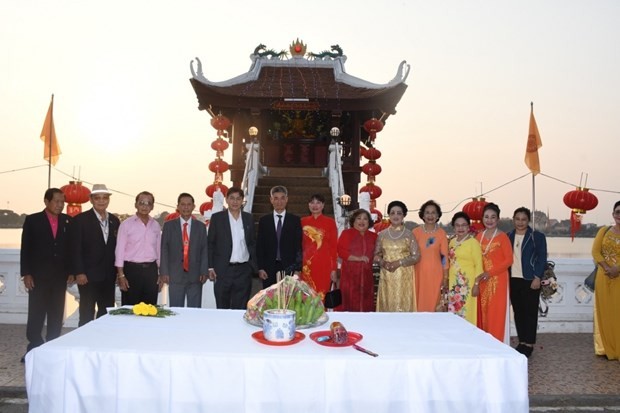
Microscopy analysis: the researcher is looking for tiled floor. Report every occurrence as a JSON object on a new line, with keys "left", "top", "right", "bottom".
{"left": 2, "top": 324, "right": 619, "bottom": 397}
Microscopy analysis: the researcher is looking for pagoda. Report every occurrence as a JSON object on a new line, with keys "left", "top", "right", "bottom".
{"left": 189, "top": 39, "right": 409, "bottom": 216}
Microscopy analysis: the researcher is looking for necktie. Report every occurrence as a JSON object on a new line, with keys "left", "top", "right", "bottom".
{"left": 182, "top": 222, "right": 189, "bottom": 272}
{"left": 276, "top": 214, "right": 283, "bottom": 261}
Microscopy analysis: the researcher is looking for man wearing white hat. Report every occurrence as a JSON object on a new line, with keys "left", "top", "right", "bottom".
{"left": 71, "top": 184, "right": 121, "bottom": 326}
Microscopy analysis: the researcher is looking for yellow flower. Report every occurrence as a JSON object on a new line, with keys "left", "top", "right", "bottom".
{"left": 147, "top": 305, "right": 158, "bottom": 316}
{"left": 133, "top": 302, "right": 147, "bottom": 316}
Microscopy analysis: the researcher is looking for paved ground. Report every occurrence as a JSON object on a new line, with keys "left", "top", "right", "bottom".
{"left": 1, "top": 323, "right": 619, "bottom": 412}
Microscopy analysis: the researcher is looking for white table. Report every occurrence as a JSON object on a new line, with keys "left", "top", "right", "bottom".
{"left": 26, "top": 309, "right": 528, "bottom": 413}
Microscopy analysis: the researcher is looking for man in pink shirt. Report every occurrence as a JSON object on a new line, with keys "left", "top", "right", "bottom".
{"left": 115, "top": 191, "right": 162, "bottom": 305}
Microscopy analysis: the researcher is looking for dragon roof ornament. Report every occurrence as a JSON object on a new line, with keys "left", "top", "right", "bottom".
{"left": 190, "top": 40, "right": 410, "bottom": 90}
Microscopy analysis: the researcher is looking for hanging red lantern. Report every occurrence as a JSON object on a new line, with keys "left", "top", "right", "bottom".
{"left": 210, "top": 114, "right": 231, "bottom": 132}
{"left": 165, "top": 211, "right": 180, "bottom": 222}
{"left": 211, "top": 138, "right": 229, "bottom": 153}
{"left": 462, "top": 197, "right": 488, "bottom": 222}
{"left": 61, "top": 181, "right": 91, "bottom": 204}
{"left": 363, "top": 147, "right": 382, "bottom": 161}
{"left": 362, "top": 162, "right": 382, "bottom": 177}
{"left": 462, "top": 197, "right": 488, "bottom": 233}
{"left": 563, "top": 188, "right": 598, "bottom": 214}
{"left": 563, "top": 187, "right": 598, "bottom": 240}
{"left": 208, "top": 159, "right": 230, "bottom": 174}
{"left": 363, "top": 118, "right": 384, "bottom": 142}
{"left": 199, "top": 201, "right": 213, "bottom": 214}
{"left": 61, "top": 181, "right": 91, "bottom": 217}
{"left": 206, "top": 183, "right": 229, "bottom": 198}
{"left": 359, "top": 183, "right": 382, "bottom": 200}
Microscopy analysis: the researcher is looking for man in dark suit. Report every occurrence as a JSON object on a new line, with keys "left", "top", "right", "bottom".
{"left": 207, "top": 187, "right": 257, "bottom": 309}
{"left": 160, "top": 193, "right": 209, "bottom": 307}
{"left": 256, "top": 185, "right": 302, "bottom": 288}
{"left": 20, "top": 188, "right": 73, "bottom": 358}
{"left": 72, "top": 184, "right": 120, "bottom": 326}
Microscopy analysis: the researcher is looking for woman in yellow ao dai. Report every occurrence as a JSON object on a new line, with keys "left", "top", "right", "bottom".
{"left": 374, "top": 201, "right": 421, "bottom": 312}
{"left": 447, "top": 212, "right": 483, "bottom": 325}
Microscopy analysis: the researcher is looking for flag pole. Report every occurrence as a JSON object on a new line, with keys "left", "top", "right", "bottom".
{"left": 531, "top": 101, "right": 536, "bottom": 230}
{"left": 47, "top": 94, "right": 54, "bottom": 189}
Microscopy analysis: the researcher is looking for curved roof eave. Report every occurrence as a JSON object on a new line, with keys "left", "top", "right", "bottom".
{"left": 190, "top": 56, "right": 410, "bottom": 90}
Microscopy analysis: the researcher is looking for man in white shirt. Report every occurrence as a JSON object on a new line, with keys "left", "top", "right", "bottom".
{"left": 207, "top": 187, "right": 257, "bottom": 309}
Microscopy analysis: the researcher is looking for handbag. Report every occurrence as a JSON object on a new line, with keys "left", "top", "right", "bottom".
{"left": 584, "top": 226, "right": 611, "bottom": 292}
{"left": 584, "top": 267, "right": 596, "bottom": 292}
{"left": 324, "top": 281, "right": 342, "bottom": 309}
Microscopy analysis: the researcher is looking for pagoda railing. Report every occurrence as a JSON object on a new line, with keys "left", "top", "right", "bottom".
{"left": 242, "top": 141, "right": 266, "bottom": 213}
{"left": 327, "top": 141, "right": 347, "bottom": 234}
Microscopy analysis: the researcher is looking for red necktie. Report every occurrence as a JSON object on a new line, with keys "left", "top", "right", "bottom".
{"left": 183, "top": 222, "right": 189, "bottom": 272}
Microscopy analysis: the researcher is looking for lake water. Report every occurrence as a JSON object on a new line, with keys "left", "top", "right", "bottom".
{"left": 0, "top": 228, "right": 595, "bottom": 259}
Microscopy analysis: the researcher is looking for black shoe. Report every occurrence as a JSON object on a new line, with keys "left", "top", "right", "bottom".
{"left": 20, "top": 355, "right": 25, "bottom": 363}
{"left": 522, "top": 345, "right": 534, "bottom": 358}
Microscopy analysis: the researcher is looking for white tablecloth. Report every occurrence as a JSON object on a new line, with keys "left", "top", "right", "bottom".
{"left": 26, "top": 309, "right": 528, "bottom": 413}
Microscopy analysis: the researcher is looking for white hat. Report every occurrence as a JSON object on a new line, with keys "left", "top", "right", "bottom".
{"left": 91, "top": 184, "right": 112, "bottom": 195}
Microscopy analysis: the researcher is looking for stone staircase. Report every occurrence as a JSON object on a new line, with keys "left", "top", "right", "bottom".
{"left": 251, "top": 167, "right": 335, "bottom": 222}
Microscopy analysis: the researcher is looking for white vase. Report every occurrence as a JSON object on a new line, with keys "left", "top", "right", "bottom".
{"left": 263, "top": 309, "right": 296, "bottom": 342}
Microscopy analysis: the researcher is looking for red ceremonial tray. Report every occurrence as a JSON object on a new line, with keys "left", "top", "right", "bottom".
{"left": 251, "top": 331, "right": 305, "bottom": 346}
{"left": 309, "top": 331, "right": 363, "bottom": 347}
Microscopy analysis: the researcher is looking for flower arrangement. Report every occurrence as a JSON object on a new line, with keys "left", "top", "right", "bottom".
{"left": 245, "top": 275, "right": 326, "bottom": 327}
{"left": 109, "top": 302, "right": 176, "bottom": 318}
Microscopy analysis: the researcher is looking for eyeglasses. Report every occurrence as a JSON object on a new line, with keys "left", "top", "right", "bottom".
{"left": 389, "top": 211, "right": 404, "bottom": 216}
{"left": 138, "top": 201, "right": 153, "bottom": 206}
{"left": 454, "top": 224, "right": 470, "bottom": 228}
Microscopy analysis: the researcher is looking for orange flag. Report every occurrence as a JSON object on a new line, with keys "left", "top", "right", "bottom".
{"left": 524, "top": 104, "right": 542, "bottom": 175}
{"left": 40, "top": 97, "right": 61, "bottom": 166}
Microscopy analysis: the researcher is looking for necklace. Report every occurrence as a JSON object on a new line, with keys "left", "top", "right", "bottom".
{"left": 454, "top": 234, "right": 470, "bottom": 247}
{"left": 480, "top": 228, "right": 498, "bottom": 256}
{"left": 387, "top": 226, "right": 405, "bottom": 240}
{"left": 422, "top": 223, "right": 438, "bottom": 234}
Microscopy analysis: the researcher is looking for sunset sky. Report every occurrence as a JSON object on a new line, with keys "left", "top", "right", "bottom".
{"left": 1, "top": 0, "right": 618, "bottom": 225}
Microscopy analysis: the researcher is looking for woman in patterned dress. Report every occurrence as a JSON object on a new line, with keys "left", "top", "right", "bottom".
{"left": 374, "top": 201, "right": 420, "bottom": 312}
{"left": 447, "top": 212, "right": 483, "bottom": 325}
{"left": 301, "top": 194, "right": 338, "bottom": 296}
{"left": 475, "top": 203, "right": 513, "bottom": 343}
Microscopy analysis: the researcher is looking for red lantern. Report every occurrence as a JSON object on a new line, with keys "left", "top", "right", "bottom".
{"left": 563, "top": 188, "right": 598, "bottom": 214}
{"left": 563, "top": 188, "right": 598, "bottom": 240}
{"left": 165, "top": 211, "right": 180, "bottom": 222}
{"left": 61, "top": 181, "right": 91, "bottom": 204}
{"left": 363, "top": 118, "right": 384, "bottom": 142}
{"left": 362, "top": 162, "right": 382, "bottom": 177}
{"left": 363, "top": 147, "right": 382, "bottom": 161}
{"left": 206, "top": 183, "right": 229, "bottom": 198}
{"left": 199, "top": 201, "right": 213, "bottom": 214}
{"left": 210, "top": 114, "right": 231, "bottom": 132}
{"left": 462, "top": 197, "right": 488, "bottom": 222}
{"left": 61, "top": 181, "right": 91, "bottom": 217}
{"left": 211, "top": 138, "right": 229, "bottom": 153}
{"left": 208, "top": 159, "right": 230, "bottom": 174}
{"left": 359, "top": 183, "right": 382, "bottom": 200}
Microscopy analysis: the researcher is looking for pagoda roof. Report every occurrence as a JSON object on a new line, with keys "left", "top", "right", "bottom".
{"left": 189, "top": 42, "right": 410, "bottom": 114}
